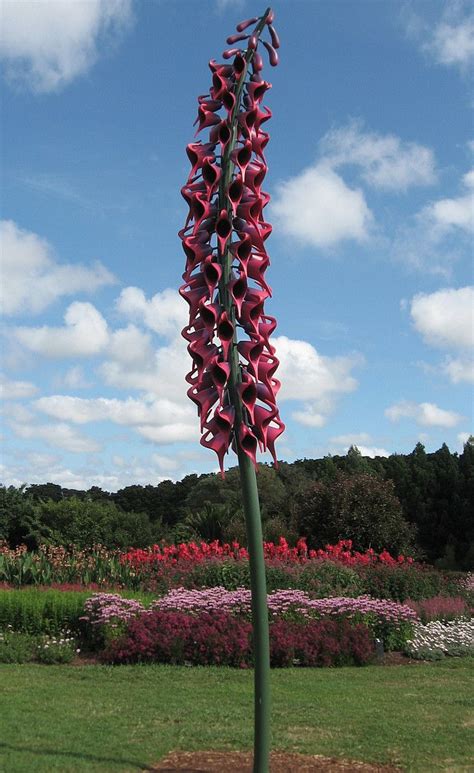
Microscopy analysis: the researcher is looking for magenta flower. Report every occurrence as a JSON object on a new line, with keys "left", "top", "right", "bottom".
{"left": 179, "top": 12, "right": 284, "bottom": 474}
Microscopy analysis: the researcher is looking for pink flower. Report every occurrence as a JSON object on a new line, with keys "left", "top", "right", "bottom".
{"left": 179, "top": 11, "right": 284, "bottom": 474}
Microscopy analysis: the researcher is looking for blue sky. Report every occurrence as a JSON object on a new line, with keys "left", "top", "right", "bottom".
{"left": 1, "top": 0, "right": 473, "bottom": 491}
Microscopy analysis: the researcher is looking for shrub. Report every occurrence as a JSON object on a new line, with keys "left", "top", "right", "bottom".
{"left": 0, "top": 629, "right": 36, "bottom": 663}
{"left": 104, "top": 610, "right": 252, "bottom": 667}
{"left": 35, "top": 631, "right": 78, "bottom": 664}
{"left": 405, "top": 596, "right": 471, "bottom": 623}
{"left": 294, "top": 471, "right": 416, "bottom": 555}
{"left": 270, "top": 618, "right": 374, "bottom": 667}
{"left": 0, "top": 627, "right": 79, "bottom": 663}
{"left": 104, "top": 609, "right": 375, "bottom": 668}
{"left": 355, "top": 564, "right": 461, "bottom": 601}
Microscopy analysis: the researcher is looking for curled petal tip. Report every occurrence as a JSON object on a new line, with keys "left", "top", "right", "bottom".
{"left": 268, "top": 24, "right": 280, "bottom": 49}
{"left": 222, "top": 47, "right": 241, "bottom": 60}
{"left": 226, "top": 32, "right": 248, "bottom": 44}
{"left": 265, "top": 9, "right": 275, "bottom": 24}
{"left": 262, "top": 40, "right": 279, "bottom": 66}
{"left": 236, "top": 16, "right": 259, "bottom": 32}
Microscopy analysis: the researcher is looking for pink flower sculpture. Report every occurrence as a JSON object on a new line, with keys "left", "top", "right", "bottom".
{"left": 179, "top": 9, "right": 284, "bottom": 475}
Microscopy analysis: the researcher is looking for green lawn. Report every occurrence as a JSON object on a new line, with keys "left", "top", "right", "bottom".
{"left": 1, "top": 660, "right": 473, "bottom": 772}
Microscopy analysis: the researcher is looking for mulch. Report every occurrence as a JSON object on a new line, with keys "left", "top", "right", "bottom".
{"left": 149, "top": 751, "right": 400, "bottom": 771}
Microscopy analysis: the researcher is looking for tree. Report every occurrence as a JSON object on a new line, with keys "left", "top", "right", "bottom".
{"left": 294, "top": 470, "right": 416, "bottom": 554}
{"left": 0, "top": 485, "right": 47, "bottom": 548}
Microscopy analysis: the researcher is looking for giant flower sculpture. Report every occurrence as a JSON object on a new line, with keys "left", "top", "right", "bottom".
{"left": 178, "top": 8, "right": 282, "bottom": 772}
{"left": 179, "top": 7, "right": 284, "bottom": 476}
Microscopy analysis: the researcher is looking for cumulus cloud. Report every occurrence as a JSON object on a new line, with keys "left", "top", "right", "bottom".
{"left": 1, "top": 220, "right": 115, "bottom": 316}
{"left": 320, "top": 121, "right": 437, "bottom": 191}
{"left": 60, "top": 366, "right": 92, "bottom": 389}
{"left": 0, "top": 374, "right": 38, "bottom": 399}
{"left": 0, "top": 0, "right": 133, "bottom": 93}
{"left": 273, "top": 335, "right": 362, "bottom": 426}
{"left": 116, "top": 287, "right": 188, "bottom": 338}
{"left": 108, "top": 324, "right": 154, "bottom": 366}
{"left": 392, "top": 169, "right": 474, "bottom": 274}
{"left": 385, "top": 400, "right": 462, "bottom": 428}
{"left": 272, "top": 163, "right": 373, "bottom": 248}
{"left": 409, "top": 287, "right": 473, "bottom": 384}
{"left": 35, "top": 394, "right": 194, "bottom": 427}
{"left": 14, "top": 302, "right": 109, "bottom": 357}
{"left": 272, "top": 121, "right": 437, "bottom": 250}
{"left": 442, "top": 357, "right": 474, "bottom": 384}
{"left": 425, "top": 8, "right": 474, "bottom": 70}
{"left": 329, "top": 432, "right": 389, "bottom": 457}
{"left": 34, "top": 394, "right": 198, "bottom": 445}
{"left": 10, "top": 421, "right": 101, "bottom": 453}
{"left": 422, "top": 169, "right": 474, "bottom": 235}
{"left": 410, "top": 287, "right": 473, "bottom": 350}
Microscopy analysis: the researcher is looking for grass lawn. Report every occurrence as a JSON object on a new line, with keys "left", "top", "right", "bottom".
{"left": 1, "top": 660, "right": 473, "bottom": 772}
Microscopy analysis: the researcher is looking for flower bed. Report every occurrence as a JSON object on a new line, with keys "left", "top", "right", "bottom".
{"left": 1, "top": 538, "right": 466, "bottom": 601}
{"left": 80, "top": 589, "right": 418, "bottom": 654}
{"left": 405, "top": 619, "right": 474, "bottom": 660}
{"left": 102, "top": 610, "right": 375, "bottom": 668}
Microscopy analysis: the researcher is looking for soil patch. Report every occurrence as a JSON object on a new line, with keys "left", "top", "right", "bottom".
{"left": 150, "top": 751, "right": 399, "bottom": 771}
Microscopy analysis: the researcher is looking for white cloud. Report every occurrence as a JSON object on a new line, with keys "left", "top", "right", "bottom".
{"left": 458, "top": 432, "right": 473, "bottom": 448}
{"left": 329, "top": 432, "right": 389, "bottom": 457}
{"left": 34, "top": 394, "right": 198, "bottom": 446}
{"left": 35, "top": 394, "right": 194, "bottom": 427}
{"left": 272, "top": 162, "right": 373, "bottom": 248}
{"left": 320, "top": 121, "right": 437, "bottom": 191}
{"left": 14, "top": 302, "right": 109, "bottom": 357}
{"left": 0, "top": 374, "right": 38, "bottom": 399}
{"left": 137, "top": 423, "right": 199, "bottom": 444}
{"left": 422, "top": 169, "right": 474, "bottom": 234}
{"left": 116, "top": 287, "right": 188, "bottom": 338}
{"left": 1, "top": 220, "right": 115, "bottom": 316}
{"left": 61, "top": 366, "right": 91, "bottom": 389}
{"left": 273, "top": 335, "right": 362, "bottom": 426}
{"left": 441, "top": 357, "right": 474, "bottom": 384}
{"left": 151, "top": 454, "right": 179, "bottom": 472}
{"left": 108, "top": 324, "right": 154, "bottom": 366}
{"left": 392, "top": 169, "right": 473, "bottom": 275}
{"left": 330, "top": 432, "right": 372, "bottom": 446}
{"left": 10, "top": 421, "right": 101, "bottom": 453}
{"left": 353, "top": 445, "right": 390, "bottom": 458}
{"left": 426, "top": 12, "right": 474, "bottom": 70}
{"left": 404, "top": 2, "right": 474, "bottom": 72}
{"left": 385, "top": 400, "right": 462, "bottom": 428}
{"left": 0, "top": 0, "right": 133, "bottom": 93}
{"left": 410, "top": 287, "right": 473, "bottom": 350}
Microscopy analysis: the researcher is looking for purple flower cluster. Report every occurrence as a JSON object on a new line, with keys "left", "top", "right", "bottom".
{"left": 150, "top": 587, "right": 418, "bottom": 624}
{"left": 80, "top": 593, "right": 145, "bottom": 628}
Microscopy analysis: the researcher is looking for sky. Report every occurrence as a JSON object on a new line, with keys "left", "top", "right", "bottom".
{"left": 1, "top": 0, "right": 473, "bottom": 491}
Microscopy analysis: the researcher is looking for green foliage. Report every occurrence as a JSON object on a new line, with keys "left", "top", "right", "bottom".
{"left": 0, "top": 589, "right": 89, "bottom": 635}
{"left": 297, "top": 561, "right": 365, "bottom": 598}
{"left": 35, "top": 497, "right": 156, "bottom": 549}
{"left": 355, "top": 564, "right": 462, "bottom": 602}
{"left": 0, "top": 485, "right": 48, "bottom": 548}
{"left": 294, "top": 471, "right": 416, "bottom": 555}
{"left": 0, "top": 628, "right": 77, "bottom": 664}
{"left": 0, "top": 630, "right": 36, "bottom": 663}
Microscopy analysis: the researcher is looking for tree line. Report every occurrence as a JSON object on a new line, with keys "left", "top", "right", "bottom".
{"left": 1, "top": 440, "right": 473, "bottom": 570}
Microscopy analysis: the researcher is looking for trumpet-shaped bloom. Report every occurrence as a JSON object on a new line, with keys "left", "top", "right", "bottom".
{"left": 179, "top": 10, "right": 284, "bottom": 473}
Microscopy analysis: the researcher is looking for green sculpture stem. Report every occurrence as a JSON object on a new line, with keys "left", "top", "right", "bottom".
{"left": 217, "top": 9, "right": 272, "bottom": 773}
